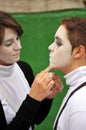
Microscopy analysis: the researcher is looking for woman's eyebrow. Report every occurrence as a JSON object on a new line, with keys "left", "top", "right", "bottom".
{"left": 3, "top": 38, "right": 13, "bottom": 42}
{"left": 2, "top": 39, "right": 13, "bottom": 45}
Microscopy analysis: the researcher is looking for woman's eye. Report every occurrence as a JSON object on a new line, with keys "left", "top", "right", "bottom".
{"left": 4, "top": 40, "right": 13, "bottom": 46}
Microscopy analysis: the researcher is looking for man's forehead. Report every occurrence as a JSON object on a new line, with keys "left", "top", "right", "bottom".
{"left": 54, "top": 25, "right": 68, "bottom": 40}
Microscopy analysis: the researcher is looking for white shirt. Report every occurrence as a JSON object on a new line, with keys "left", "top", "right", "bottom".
{"left": 0, "top": 63, "right": 32, "bottom": 130}
{"left": 54, "top": 66, "right": 86, "bottom": 130}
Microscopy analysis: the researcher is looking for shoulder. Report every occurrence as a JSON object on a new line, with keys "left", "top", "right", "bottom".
{"left": 67, "top": 86, "right": 86, "bottom": 113}
{"left": 17, "top": 60, "right": 34, "bottom": 86}
{"left": 17, "top": 60, "right": 32, "bottom": 70}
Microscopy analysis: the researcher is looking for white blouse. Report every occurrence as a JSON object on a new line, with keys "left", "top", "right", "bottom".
{"left": 0, "top": 63, "right": 30, "bottom": 124}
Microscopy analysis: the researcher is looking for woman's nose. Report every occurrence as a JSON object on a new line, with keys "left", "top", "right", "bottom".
{"left": 14, "top": 40, "right": 22, "bottom": 50}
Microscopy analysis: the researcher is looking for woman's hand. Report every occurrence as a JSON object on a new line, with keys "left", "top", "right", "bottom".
{"left": 29, "top": 65, "right": 63, "bottom": 101}
{"left": 29, "top": 65, "right": 55, "bottom": 101}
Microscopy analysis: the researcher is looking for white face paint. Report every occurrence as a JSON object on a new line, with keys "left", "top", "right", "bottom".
{"left": 0, "top": 28, "right": 22, "bottom": 65}
{"left": 48, "top": 25, "right": 72, "bottom": 71}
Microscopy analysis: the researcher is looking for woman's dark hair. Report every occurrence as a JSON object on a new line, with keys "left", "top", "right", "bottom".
{"left": 0, "top": 11, "right": 23, "bottom": 45}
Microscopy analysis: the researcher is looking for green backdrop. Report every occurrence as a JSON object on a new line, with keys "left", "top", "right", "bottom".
{"left": 12, "top": 8, "right": 86, "bottom": 130}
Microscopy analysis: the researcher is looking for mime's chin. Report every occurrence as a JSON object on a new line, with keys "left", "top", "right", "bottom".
{"left": 49, "top": 62, "right": 57, "bottom": 69}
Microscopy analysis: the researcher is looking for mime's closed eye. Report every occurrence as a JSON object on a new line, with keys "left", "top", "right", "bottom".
{"left": 56, "top": 41, "right": 62, "bottom": 47}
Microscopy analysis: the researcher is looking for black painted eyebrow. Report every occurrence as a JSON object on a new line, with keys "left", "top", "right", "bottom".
{"left": 54, "top": 36, "right": 62, "bottom": 42}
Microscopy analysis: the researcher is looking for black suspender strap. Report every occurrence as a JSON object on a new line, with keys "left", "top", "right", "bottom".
{"left": 54, "top": 82, "right": 86, "bottom": 130}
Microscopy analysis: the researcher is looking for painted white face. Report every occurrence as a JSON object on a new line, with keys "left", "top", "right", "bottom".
{"left": 0, "top": 28, "right": 22, "bottom": 65}
{"left": 48, "top": 25, "right": 72, "bottom": 71}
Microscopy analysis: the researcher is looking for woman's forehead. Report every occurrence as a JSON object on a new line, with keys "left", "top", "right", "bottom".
{"left": 3, "top": 28, "right": 17, "bottom": 41}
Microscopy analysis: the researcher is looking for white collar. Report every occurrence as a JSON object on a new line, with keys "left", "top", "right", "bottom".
{"left": 0, "top": 63, "right": 15, "bottom": 77}
{"left": 64, "top": 66, "right": 86, "bottom": 88}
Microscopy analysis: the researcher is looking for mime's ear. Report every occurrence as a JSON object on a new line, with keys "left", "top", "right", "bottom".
{"left": 72, "top": 45, "right": 85, "bottom": 58}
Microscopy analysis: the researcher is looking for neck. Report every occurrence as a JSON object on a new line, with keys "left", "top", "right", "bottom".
{"left": 0, "top": 61, "right": 12, "bottom": 66}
